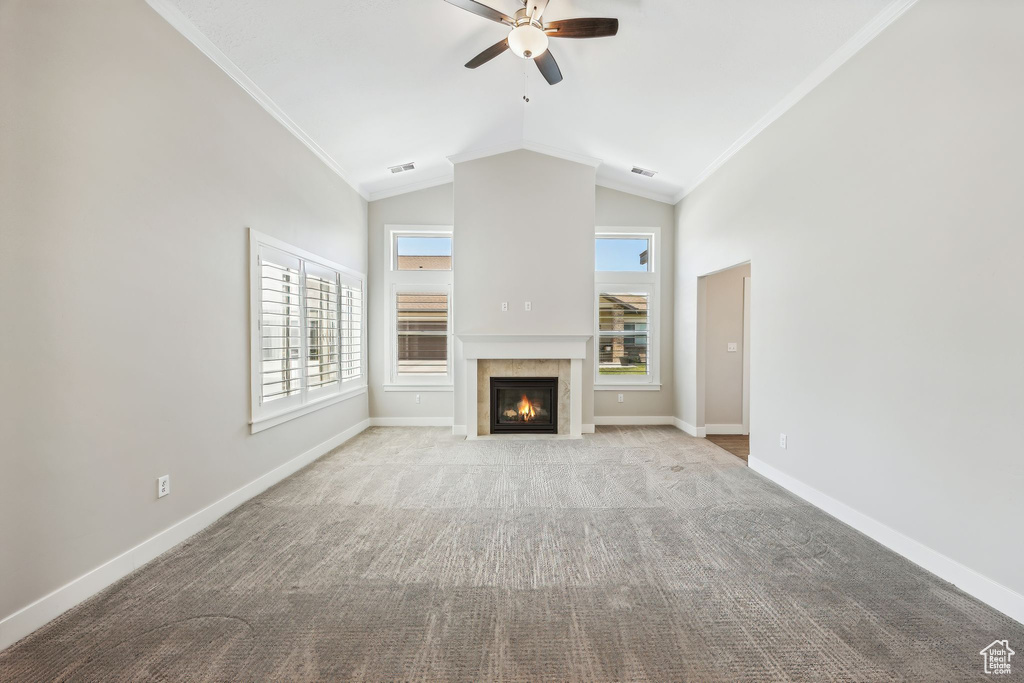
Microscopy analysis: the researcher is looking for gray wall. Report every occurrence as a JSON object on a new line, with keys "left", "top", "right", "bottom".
{"left": 704, "top": 264, "right": 750, "bottom": 427}
{"left": 367, "top": 184, "right": 455, "bottom": 420}
{"left": 453, "top": 150, "right": 596, "bottom": 428}
{"left": 673, "top": 0, "right": 1023, "bottom": 595}
{"left": 594, "top": 187, "right": 675, "bottom": 418}
{"left": 368, "top": 181, "right": 674, "bottom": 421}
{"left": 0, "top": 0, "right": 369, "bottom": 624}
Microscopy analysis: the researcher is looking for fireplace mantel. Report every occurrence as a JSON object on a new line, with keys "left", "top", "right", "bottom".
{"left": 457, "top": 334, "right": 591, "bottom": 439}
{"left": 458, "top": 334, "right": 590, "bottom": 360}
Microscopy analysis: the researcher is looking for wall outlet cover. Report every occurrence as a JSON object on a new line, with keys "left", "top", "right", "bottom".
{"left": 779, "top": 434, "right": 787, "bottom": 449}
{"left": 524, "top": 301, "right": 532, "bottom": 311}
{"left": 157, "top": 475, "right": 170, "bottom": 498}
{"left": 501, "top": 302, "right": 508, "bottom": 312}
{"left": 727, "top": 342, "right": 738, "bottom": 352}
{"left": 617, "top": 393, "right": 624, "bottom": 403}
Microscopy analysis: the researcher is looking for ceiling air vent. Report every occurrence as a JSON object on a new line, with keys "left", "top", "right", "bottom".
{"left": 388, "top": 162, "right": 416, "bottom": 174}
{"left": 631, "top": 166, "right": 657, "bottom": 178}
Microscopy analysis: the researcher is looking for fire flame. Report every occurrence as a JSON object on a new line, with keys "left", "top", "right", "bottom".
{"left": 517, "top": 395, "right": 536, "bottom": 421}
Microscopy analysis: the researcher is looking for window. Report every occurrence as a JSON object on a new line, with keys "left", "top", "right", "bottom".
{"left": 394, "top": 235, "right": 452, "bottom": 271}
{"left": 595, "top": 229, "right": 659, "bottom": 388}
{"left": 387, "top": 227, "right": 454, "bottom": 389}
{"left": 396, "top": 292, "right": 449, "bottom": 374}
{"left": 598, "top": 293, "right": 650, "bottom": 376}
{"left": 250, "top": 230, "right": 366, "bottom": 432}
{"left": 596, "top": 236, "right": 651, "bottom": 272}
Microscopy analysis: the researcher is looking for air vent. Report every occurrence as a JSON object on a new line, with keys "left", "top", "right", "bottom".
{"left": 388, "top": 162, "right": 416, "bottom": 174}
{"left": 631, "top": 166, "right": 657, "bottom": 178}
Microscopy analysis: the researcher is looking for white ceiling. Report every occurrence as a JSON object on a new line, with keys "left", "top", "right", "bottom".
{"left": 158, "top": 0, "right": 898, "bottom": 202}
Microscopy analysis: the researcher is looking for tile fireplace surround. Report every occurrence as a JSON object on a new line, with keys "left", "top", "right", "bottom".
{"left": 459, "top": 335, "right": 590, "bottom": 439}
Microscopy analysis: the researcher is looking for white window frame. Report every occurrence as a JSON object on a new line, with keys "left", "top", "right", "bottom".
{"left": 595, "top": 228, "right": 661, "bottom": 390}
{"left": 385, "top": 226, "right": 454, "bottom": 391}
{"left": 249, "top": 229, "right": 367, "bottom": 433}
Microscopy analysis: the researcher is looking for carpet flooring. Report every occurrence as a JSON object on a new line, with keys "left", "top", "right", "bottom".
{"left": 1, "top": 426, "right": 1020, "bottom": 681}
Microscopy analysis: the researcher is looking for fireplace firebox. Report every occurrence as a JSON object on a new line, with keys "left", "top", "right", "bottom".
{"left": 489, "top": 377, "right": 558, "bottom": 434}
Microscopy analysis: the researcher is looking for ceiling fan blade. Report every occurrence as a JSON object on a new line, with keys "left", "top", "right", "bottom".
{"left": 535, "top": 49, "right": 563, "bottom": 85}
{"left": 524, "top": 0, "right": 550, "bottom": 21}
{"left": 545, "top": 17, "right": 618, "bottom": 39}
{"left": 444, "top": 0, "right": 514, "bottom": 26}
{"left": 465, "top": 38, "right": 510, "bottom": 68}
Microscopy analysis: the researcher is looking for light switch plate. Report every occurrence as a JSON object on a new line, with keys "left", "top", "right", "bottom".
{"left": 727, "top": 342, "right": 738, "bottom": 353}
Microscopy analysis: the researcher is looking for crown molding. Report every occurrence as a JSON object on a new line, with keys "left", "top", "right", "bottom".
{"left": 674, "top": 0, "right": 920, "bottom": 205}
{"left": 144, "top": 0, "right": 369, "bottom": 201}
{"left": 367, "top": 173, "right": 454, "bottom": 202}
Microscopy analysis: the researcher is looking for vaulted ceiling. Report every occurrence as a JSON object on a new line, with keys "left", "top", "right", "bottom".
{"left": 156, "top": 0, "right": 898, "bottom": 202}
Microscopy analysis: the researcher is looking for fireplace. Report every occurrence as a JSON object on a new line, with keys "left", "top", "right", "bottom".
{"left": 489, "top": 377, "right": 558, "bottom": 434}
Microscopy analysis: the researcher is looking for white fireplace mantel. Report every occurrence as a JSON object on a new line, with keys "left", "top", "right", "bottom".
{"left": 457, "top": 334, "right": 591, "bottom": 439}
{"left": 458, "top": 334, "right": 590, "bottom": 361}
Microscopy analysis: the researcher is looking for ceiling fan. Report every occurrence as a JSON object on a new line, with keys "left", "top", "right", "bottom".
{"left": 445, "top": 0, "right": 619, "bottom": 85}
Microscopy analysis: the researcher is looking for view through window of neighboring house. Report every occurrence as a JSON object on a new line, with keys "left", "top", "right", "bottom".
{"left": 598, "top": 293, "right": 650, "bottom": 376}
{"left": 396, "top": 292, "right": 449, "bottom": 374}
{"left": 396, "top": 236, "right": 452, "bottom": 271}
{"left": 596, "top": 237, "right": 650, "bottom": 272}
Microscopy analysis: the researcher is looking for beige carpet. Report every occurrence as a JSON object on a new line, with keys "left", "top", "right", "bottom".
{"left": 2, "top": 426, "right": 1020, "bottom": 681}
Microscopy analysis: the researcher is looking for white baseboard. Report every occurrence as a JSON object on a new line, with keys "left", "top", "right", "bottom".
{"left": 452, "top": 425, "right": 467, "bottom": 436}
{"left": 593, "top": 416, "right": 676, "bottom": 426}
{"left": 673, "top": 418, "right": 706, "bottom": 438}
{"left": 749, "top": 456, "right": 1024, "bottom": 626}
{"left": 705, "top": 423, "right": 747, "bottom": 435}
{"left": 0, "top": 418, "right": 371, "bottom": 652}
{"left": 369, "top": 417, "right": 453, "bottom": 427}
{"left": 582, "top": 423, "right": 595, "bottom": 434}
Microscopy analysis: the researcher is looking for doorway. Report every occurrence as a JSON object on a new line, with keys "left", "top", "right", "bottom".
{"left": 697, "top": 263, "right": 751, "bottom": 462}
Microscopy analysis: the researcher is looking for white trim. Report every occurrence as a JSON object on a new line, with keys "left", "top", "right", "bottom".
{"left": 368, "top": 174, "right": 453, "bottom": 202}
{"left": 596, "top": 177, "right": 677, "bottom": 205}
{"left": 369, "top": 417, "right": 453, "bottom": 427}
{"left": 382, "top": 384, "right": 453, "bottom": 393}
{"left": 674, "top": 0, "right": 920, "bottom": 203}
{"left": 742, "top": 276, "right": 751, "bottom": 435}
{"left": 251, "top": 384, "right": 367, "bottom": 433}
{"left": 582, "top": 423, "right": 596, "bottom": 434}
{"left": 749, "top": 456, "right": 1024, "bottom": 626}
{"left": 594, "top": 384, "right": 662, "bottom": 392}
{"left": 452, "top": 424, "right": 467, "bottom": 436}
{"left": 593, "top": 416, "right": 676, "bottom": 426}
{"left": 674, "top": 418, "right": 706, "bottom": 438}
{"left": 0, "top": 418, "right": 370, "bottom": 652}
{"left": 144, "top": 0, "right": 368, "bottom": 200}
{"left": 705, "top": 423, "right": 746, "bottom": 435}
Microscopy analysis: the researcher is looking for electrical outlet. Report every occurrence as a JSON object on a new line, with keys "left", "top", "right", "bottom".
{"left": 157, "top": 475, "right": 170, "bottom": 498}
{"left": 727, "top": 342, "right": 738, "bottom": 353}
{"left": 501, "top": 302, "right": 508, "bottom": 312}
{"left": 779, "top": 433, "right": 787, "bottom": 450}
{"left": 415, "top": 394, "right": 421, "bottom": 404}
{"left": 617, "top": 393, "right": 624, "bottom": 403}
{"left": 524, "top": 301, "right": 532, "bottom": 311}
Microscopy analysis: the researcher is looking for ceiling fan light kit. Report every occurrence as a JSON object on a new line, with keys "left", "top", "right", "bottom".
{"left": 445, "top": 0, "right": 618, "bottom": 86}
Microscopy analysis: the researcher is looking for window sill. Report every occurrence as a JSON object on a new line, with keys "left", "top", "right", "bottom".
{"left": 383, "top": 383, "right": 454, "bottom": 392}
{"left": 595, "top": 383, "right": 662, "bottom": 392}
{"left": 250, "top": 383, "right": 367, "bottom": 434}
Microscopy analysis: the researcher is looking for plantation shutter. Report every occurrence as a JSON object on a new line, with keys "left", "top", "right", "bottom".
{"left": 340, "top": 274, "right": 363, "bottom": 381}
{"left": 395, "top": 292, "right": 449, "bottom": 375}
{"left": 597, "top": 292, "right": 650, "bottom": 377}
{"left": 305, "top": 263, "right": 341, "bottom": 396}
{"left": 258, "top": 246, "right": 304, "bottom": 408}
